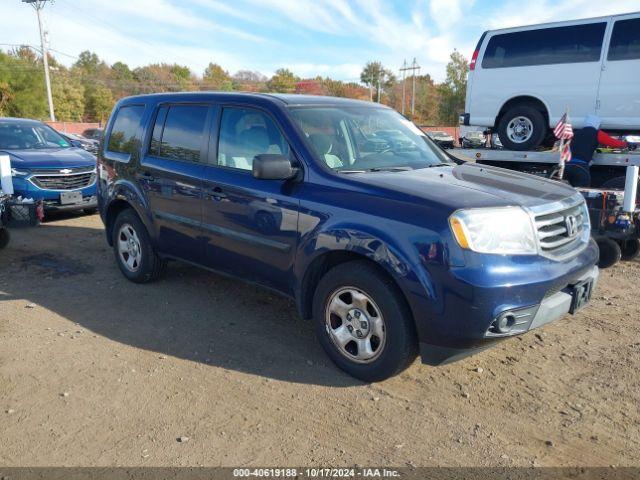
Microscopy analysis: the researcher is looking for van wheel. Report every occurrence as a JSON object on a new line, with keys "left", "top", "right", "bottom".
{"left": 312, "top": 261, "right": 417, "bottom": 382}
{"left": 596, "top": 237, "right": 621, "bottom": 269}
{"left": 497, "top": 106, "right": 547, "bottom": 151}
{"left": 112, "top": 208, "right": 165, "bottom": 283}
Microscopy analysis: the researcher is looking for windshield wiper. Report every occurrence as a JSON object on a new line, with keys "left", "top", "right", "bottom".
{"left": 426, "top": 163, "right": 451, "bottom": 168}
{"left": 336, "top": 169, "right": 367, "bottom": 174}
{"left": 366, "top": 166, "right": 413, "bottom": 172}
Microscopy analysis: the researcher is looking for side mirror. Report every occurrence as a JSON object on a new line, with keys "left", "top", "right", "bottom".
{"left": 252, "top": 154, "right": 297, "bottom": 180}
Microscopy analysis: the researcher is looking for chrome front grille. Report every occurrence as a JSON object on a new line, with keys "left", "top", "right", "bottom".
{"left": 30, "top": 170, "right": 96, "bottom": 191}
{"left": 534, "top": 201, "right": 588, "bottom": 258}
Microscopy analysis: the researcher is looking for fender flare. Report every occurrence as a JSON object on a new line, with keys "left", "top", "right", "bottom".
{"left": 104, "top": 180, "right": 154, "bottom": 246}
{"left": 294, "top": 224, "right": 438, "bottom": 339}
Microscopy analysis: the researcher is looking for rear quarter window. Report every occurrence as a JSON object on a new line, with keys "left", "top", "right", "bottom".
{"left": 608, "top": 18, "right": 640, "bottom": 61}
{"left": 107, "top": 104, "right": 145, "bottom": 157}
{"left": 482, "top": 22, "right": 606, "bottom": 69}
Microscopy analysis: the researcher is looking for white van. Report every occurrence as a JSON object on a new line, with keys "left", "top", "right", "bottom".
{"left": 461, "top": 12, "right": 640, "bottom": 151}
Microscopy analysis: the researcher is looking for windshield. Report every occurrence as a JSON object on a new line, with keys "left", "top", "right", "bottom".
{"left": 289, "top": 106, "right": 451, "bottom": 172}
{"left": 0, "top": 122, "right": 71, "bottom": 150}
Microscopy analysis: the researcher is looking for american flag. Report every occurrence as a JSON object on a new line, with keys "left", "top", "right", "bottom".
{"left": 554, "top": 112, "right": 574, "bottom": 140}
{"left": 559, "top": 139, "right": 572, "bottom": 163}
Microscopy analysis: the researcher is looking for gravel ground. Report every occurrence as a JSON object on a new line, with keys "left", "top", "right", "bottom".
{"left": 0, "top": 212, "right": 638, "bottom": 467}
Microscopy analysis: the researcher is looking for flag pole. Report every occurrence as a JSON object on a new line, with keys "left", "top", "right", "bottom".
{"left": 557, "top": 105, "right": 569, "bottom": 180}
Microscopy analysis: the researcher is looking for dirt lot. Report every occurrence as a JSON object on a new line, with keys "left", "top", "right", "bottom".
{"left": 0, "top": 212, "right": 638, "bottom": 467}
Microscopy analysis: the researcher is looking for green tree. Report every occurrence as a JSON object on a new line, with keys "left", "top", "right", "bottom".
{"left": 85, "top": 85, "right": 114, "bottom": 123}
{"left": 52, "top": 72, "right": 85, "bottom": 121}
{"left": 0, "top": 50, "right": 47, "bottom": 118}
{"left": 202, "top": 63, "right": 233, "bottom": 91}
{"left": 360, "top": 61, "right": 396, "bottom": 102}
{"left": 437, "top": 49, "right": 468, "bottom": 125}
{"left": 0, "top": 80, "right": 13, "bottom": 116}
{"left": 267, "top": 68, "right": 298, "bottom": 93}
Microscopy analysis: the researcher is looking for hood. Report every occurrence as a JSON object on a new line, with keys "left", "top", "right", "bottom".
{"left": 0, "top": 147, "right": 96, "bottom": 169}
{"left": 349, "top": 162, "right": 578, "bottom": 211}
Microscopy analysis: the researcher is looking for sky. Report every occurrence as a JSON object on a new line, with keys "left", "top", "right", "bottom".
{"left": 1, "top": 0, "right": 638, "bottom": 83}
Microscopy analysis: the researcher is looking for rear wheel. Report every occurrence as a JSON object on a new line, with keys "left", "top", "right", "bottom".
{"left": 312, "top": 261, "right": 417, "bottom": 382}
{"left": 596, "top": 237, "right": 622, "bottom": 269}
{"left": 497, "top": 105, "right": 547, "bottom": 151}
{"left": 112, "top": 208, "right": 165, "bottom": 283}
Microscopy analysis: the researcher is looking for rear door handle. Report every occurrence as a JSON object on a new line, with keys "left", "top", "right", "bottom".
{"left": 204, "top": 186, "right": 227, "bottom": 200}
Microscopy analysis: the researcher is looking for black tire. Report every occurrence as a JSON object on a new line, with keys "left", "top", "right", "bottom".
{"left": 0, "top": 228, "right": 10, "bottom": 250}
{"left": 596, "top": 237, "right": 622, "bottom": 269}
{"left": 83, "top": 208, "right": 98, "bottom": 215}
{"left": 619, "top": 238, "right": 640, "bottom": 261}
{"left": 312, "top": 260, "right": 418, "bottom": 382}
{"left": 112, "top": 208, "right": 165, "bottom": 283}
{"left": 563, "top": 163, "right": 592, "bottom": 188}
{"left": 497, "top": 105, "right": 547, "bottom": 151}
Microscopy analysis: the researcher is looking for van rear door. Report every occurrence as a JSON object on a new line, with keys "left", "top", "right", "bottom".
{"left": 596, "top": 14, "right": 640, "bottom": 129}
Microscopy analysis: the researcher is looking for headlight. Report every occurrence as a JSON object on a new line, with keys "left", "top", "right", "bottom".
{"left": 449, "top": 207, "right": 537, "bottom": 255}
{"left": 11, "top": 168, "right": 30, "bottom": 177}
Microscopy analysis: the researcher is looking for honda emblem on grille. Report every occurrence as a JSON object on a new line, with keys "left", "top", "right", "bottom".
{"left": 59, "top": 169, "right": 72, "bottom": 174}
{"left": 565, "top": 215, "right": 579, "bottom": 238}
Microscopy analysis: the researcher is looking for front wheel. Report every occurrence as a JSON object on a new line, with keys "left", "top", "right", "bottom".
{"left": 497, "top": 105, "right": 547, "bottom": 151}
{"left": 112, "top": 208, "right": 165, "bottom": 283}
{"left": 312, "top": 261, "right": 417, "bottom": 382}
{"left": 596, "top": 237, "right": 621, "bottom": 269}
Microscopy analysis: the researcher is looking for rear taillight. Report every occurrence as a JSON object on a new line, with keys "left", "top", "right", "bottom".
{"left": 470, "top": 49, "right": 479, "bottom": 70}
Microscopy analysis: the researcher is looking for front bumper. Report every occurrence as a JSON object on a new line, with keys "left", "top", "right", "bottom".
{"left": 416, "top": 240, "right": 600, "bottom": 365}
{"left": 11, "top": 176, "right": 97, "bottom": 212}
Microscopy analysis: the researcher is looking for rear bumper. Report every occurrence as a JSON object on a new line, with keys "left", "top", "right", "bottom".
{"left": 414, "top": 239, "right": 599, "bottom": 365}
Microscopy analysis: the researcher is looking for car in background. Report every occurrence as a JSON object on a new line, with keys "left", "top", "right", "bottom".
{"left": 461, "top": 130, "right": 486, "bottom": 148}
{"left": 461, "top": 11, "right": 640, "bottom": 151}
{"left": 97, "top": 92, "right": 598, "bottom": 381}
{"left": 0, "top": 118, "right": 97, "bottom": 213}
{"left": 426, "top": 130, "right": 455, "bottom": 149}
{"left": 82, "top": 128, "right": 104, "bottom": 141}
{"left": 58, "top": 132, "right": 99, "bottom": 155}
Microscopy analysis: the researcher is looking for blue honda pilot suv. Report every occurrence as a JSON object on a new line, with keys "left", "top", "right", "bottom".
{"left": 97, "top": 93, "right": 599, "bottom": 381}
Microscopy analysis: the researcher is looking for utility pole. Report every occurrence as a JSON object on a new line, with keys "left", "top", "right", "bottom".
{"left": 410, "top": 57, "right": 420, "bottom": 119}
{"left": 400, "top": 58, "right": 420, "bottom": 119}
{"left": 399, "top": 59, "right": 408, "bottom": 115}
{"left": 369, "top": 73, "right": 374, "bottom": 102}
{"left": 23, "top": 0, "right": 55, "bottom": 122}
{"left": 376, "top": 72, "right": 381, "bottom": 103}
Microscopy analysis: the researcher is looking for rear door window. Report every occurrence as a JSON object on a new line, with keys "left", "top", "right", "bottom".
{"left": 482, "top": 22, "right": 606, "bottom": 68}
{"left": 608, "top": 18, "right": 640, "bottom": 61}
{"left": 149, "top": 104, "right": 209, "bottom": 162}
{"left": 107, "top": 105, "right": 145, "bottom": 155}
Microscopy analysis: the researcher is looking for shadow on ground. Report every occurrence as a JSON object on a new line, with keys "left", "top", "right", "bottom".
{"left": 1, "top": 217, "right": 360, "bottom": 387}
